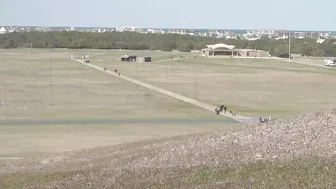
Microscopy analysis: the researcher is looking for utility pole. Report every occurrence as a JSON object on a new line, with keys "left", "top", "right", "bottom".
{"left": 288, "top": 31, "right": 291, "bottom": 62}
{"left": 319, "top": 31, "right": 321, "bottom": 39}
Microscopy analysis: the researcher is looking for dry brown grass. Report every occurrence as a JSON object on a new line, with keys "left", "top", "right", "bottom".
{"left": 0, "top": 123, "right": 240, "bottom": 158}
{"left": 1, "top": 49, "right": 335, "bottom": 188}
{"left": 0, "top": 49, "right": 236, "bottom": 158}
{"left": 0, "top": 49, "right": 216, "bottom": 120}
{"left": 0, "top": 109, "right": 335, "bottom": 188}
{"left": 92, "top": 54, "right": 336, "bottom": 118}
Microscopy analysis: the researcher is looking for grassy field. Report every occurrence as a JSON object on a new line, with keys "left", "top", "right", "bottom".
{"left": 1, "top": 109, "right": 335, "bottom": 188}
{"left": 90, "top": 51, "right": 336, "bottom": 118}
{"left": 84, "top": 49, "right": 197, "bottom": 62}
{"left": 0, "top": 49, "right": 335, "bottom": 188}
{"left": 0, "top": 49, "right": 235, "bottom": 158}
{"left": 0, "top": 49, "right": 221, "bottom": 120}
{"left": 1, "top": 48, "right": 335, "bottom": 158}
{"left": 0, "top": 123, "right": 241, "bottom": 158}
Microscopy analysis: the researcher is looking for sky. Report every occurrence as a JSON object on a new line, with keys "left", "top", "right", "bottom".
{"left": 0, "top": 0, "right": 335, "bottom": 31}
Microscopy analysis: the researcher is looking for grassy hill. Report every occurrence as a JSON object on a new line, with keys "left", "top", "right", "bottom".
{"left": 1, "top": 109, "right": 335, "bottom": 189}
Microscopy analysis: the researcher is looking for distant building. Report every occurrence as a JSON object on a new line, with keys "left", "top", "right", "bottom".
{"left": 121, "top": 55, "right": 137, "bottom": 62}
{"left": 235, "top": 49, "right": 269, "bottom": 57}
{"left": 0, "top": 26, "right": 7, "bottom": 34}
{"left": 202, "top": 43, "right": 236, "bottom": 56}
{"left": 201, "top": 43, "right": 268, "bottom": 57}
{"left": 116, "top": 26, "right": 136, "bottom": 32}
{"left": 316, "top": 39, "right": 326, "bottom": 44}
{"left": 136, "top": 56, "right": 152, "bottom": 62}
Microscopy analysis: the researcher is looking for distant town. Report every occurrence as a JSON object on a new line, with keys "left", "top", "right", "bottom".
{"left": 1, "top": 25, "right": 336, "bottom": 41}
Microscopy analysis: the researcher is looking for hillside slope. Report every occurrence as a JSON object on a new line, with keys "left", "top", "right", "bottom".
{"left": 1, "top": 109, "right": 336, "bottom": 189}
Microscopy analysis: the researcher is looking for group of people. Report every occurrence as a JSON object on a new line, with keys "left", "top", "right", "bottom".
{"left": 214, "top": 105, "right": 238, "bottom": 116}
{"left": 214, "top": 105, "right": 234, "bottom": 115}
{"left": 215, "top": 104, "right": 272, "bottom": 123}
{"left": 114, "top": 69, "right": 120, "bottom": 76}
{"left": 259, "top": 116, "right": 271, "bottom": 123}
{"left": 103, "top": 68, "right": 121, "bottom": 76}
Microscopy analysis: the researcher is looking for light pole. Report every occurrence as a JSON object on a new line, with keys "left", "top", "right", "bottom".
{"left": 288, "top": 31, "right": 291, "bottom": 62}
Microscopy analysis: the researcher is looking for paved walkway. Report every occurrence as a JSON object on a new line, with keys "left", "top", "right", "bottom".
{"left": 74, "top": 59, "right": 258, "bottom": 124}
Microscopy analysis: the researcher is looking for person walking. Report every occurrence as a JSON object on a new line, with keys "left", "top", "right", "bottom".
{"left": 215, "top": 106, "right": 220, "bottom": 115}
{"left": 220, "top": 105, "right": 224, "bottom": 112}
{"left": 224, "top": 106, "right": 227, "bottom": 113}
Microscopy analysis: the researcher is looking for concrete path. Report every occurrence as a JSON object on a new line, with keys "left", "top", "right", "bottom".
{"left": 74, "top": 59, "right": 258, "bottom": 124}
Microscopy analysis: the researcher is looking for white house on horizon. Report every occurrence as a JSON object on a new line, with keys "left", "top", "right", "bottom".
{"left": 0, "top": 26, "right": 7, "bottom": 34}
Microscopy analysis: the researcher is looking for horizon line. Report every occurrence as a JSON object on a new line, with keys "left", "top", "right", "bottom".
{"left": 1, "top": 25, "right": 335, "bottom": 32}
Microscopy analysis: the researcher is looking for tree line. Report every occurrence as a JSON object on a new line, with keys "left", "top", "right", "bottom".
{"left": 0, "top": 31, "right": 336, "bottom": 57}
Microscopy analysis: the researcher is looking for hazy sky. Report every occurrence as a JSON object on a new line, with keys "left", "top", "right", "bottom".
{"left": 0, "top": 0, "right": 335, "bottom": 30}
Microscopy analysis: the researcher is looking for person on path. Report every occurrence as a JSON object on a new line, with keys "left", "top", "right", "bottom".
{"left": 215, "top": 107, "right": 220, "bottom": 115}
{"left": 224, "top": 106, "right": 227, "bottom": 113}
{"left": 220, "top": 105, "right": 224, "bottom": 112}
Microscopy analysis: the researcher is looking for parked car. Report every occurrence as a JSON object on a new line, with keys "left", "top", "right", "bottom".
{"left": 324, "top": 59, "right": 336, "bottom": 67}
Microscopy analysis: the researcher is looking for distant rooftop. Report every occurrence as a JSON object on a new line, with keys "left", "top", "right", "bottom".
{"left": 0, "top": 26, "right": 6, "bottom": 32}
{"left": 206, "top": 43, "right": 235, "bottom": 50}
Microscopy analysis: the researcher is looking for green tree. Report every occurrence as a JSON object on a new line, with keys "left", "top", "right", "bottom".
{"left": 273, "top": 44, "right": 289, "bottom": 57}
{"left": 0, "top": 31, "right": 335, "bottom": 57}
{"left": 3, "top": 39, "right": 17, "bottom": 48}
{"left": 114, "top": 41, "right": 129, "bottom": 49}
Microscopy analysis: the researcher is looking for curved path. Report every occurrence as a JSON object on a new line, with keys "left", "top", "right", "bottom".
{"left": 74, "top": 59, "right": 258, "bottom": 124}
